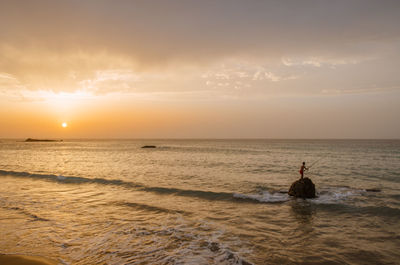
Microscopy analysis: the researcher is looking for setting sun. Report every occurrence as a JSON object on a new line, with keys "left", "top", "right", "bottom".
{"left": 62, "top": 122, "right": 68, "bottom": 128}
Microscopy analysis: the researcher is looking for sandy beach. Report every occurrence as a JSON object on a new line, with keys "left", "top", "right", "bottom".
{"left": 0, "top": 254, "right": 56, "bottom": 265}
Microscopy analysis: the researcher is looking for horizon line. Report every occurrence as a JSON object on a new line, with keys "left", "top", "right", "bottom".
{"left": 1, "top": 138, "right": 399, "bottom": 141}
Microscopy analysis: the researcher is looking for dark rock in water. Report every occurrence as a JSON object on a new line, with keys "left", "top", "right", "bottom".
{"left": 209, "top": 242, "right": 220, "bottom": 252}
{"left": 141, "top": 145, "right": 156, "bottom": 148}
{"left": 25, "top": 138, "right": 62, "bottom": 142}
{"left": 288, "top": 177, "right": 316, "bottom": 198}
{"left": 366, "top": 188, "right": 381, "bottom": 192}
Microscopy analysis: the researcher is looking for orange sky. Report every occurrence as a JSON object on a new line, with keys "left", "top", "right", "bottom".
{"left": 1, "top": 1, "right": 400, "bottom": 138}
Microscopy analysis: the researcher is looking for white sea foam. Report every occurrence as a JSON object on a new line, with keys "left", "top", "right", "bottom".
{"left": 233, "top": 191, "right": 289, "bottom": 203}
{"left": 312, "top": 187, "right": 363, "bottom": 204}
{"left": 234, "top": 187, "right": 363, "bottom": 204}
{"left": 57, "top": 175, "right": 66, "bottom": 180}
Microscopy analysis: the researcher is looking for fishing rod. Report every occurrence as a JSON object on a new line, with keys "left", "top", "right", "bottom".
{"left": 303, "top": 157, "right": 325, "bottom": 178}
{"left": 308, "top": 156, "right": 325, "bottom": 169}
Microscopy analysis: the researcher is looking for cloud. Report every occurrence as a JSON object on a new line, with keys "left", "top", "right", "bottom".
{"left": 201, "top": 62, "right": 301, "bottom": 94}
{"left": 0, "top": 0, "right": 399, "bottom": 95}
{"left": 281, "top": 57, "right": 363, "bottom": 68}
{"left": 2, "top": 0, "right": 399, "bottom": 61}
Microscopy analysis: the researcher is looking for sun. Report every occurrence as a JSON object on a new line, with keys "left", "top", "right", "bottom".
{"left": 62, "top": 122, "right": 68, "bottom": 128}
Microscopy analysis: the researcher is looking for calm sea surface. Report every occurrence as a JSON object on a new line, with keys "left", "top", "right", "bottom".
{"left": 0, "top": 139, "right": 399, "bottom": 264}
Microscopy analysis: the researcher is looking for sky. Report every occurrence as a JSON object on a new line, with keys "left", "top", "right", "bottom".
{"left": 1, "top": 0, "right": 400, "bottom": 139}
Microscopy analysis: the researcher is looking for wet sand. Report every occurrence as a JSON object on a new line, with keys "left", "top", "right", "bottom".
{"left": 0, "top": 254, "right": 56, "bottom": 265}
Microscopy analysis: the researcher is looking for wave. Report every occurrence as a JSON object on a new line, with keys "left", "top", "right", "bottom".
{"left": 314, "top": 201, "right": 400, "bottom": 218}
{"left": 233, "top": 191, "right": 289, "bottom": 203}
{"left": 312, "top": 187, "right": 363, "bottom": 204}
{"left": 0, "top": 169, "right": 267, "bottom": 203}
{"left": 112, "top": 218, "right": 254, "bottom": 265}
{"left": 0, "top": 204, "right": 49, "bottom": 221}
{"left": 237, "top": 186, "right": 384, "bottom": 204}
{"left": 303, "top": 187, "right": 400, "bottom": 218}
{"left": 357, "top": 205, "right": 400, "bottom": 218}
{"left": 0, "top": 169, "right": 142, "bottom": 187}
{"left": 2, "top": 169, "right": 386, "bottom": 208}
{"left": 389, "top": 194, "right": 400, "bottom": 200}
{"left": 116, "top": 201, "right": 190, "bottom": 215}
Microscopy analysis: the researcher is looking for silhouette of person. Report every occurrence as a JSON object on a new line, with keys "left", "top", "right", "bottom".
{"left": 299, "top": 162, "right": 308, "bottom": 179}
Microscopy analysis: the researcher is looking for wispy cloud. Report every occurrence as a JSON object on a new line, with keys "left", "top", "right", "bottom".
{"left": 281, "top": 56, "right": 367, "bottom": 68}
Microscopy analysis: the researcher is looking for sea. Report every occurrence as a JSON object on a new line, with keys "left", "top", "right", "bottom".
{"left": 0, "top": 139, "right": 399, "bottom": 265}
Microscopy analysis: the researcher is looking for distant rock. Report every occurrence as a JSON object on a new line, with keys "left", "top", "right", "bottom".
{"left": 141, "top": 145, "right": 156, "bottom": 148}
{"left": 365, "top": 188, "right": 381, "bottom": 192}
{"left": 25, "top": 138, "right": 62, "bottom": 142}
{"left": 209, "top": 242, "right": 220, "bottom": 252}
{"left": 288, "top": 177, "right": 316, "bottom": 198}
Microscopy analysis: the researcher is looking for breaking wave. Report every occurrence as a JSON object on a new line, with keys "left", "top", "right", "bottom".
{"left": 0, "top": 169, "right": 267, "bottom": 204}
{"left": 0, "top": 169, "right": 387, "bottom": 208}
{"left": 233, "top": 190, "right": 289, "bottom": 203}
{"left": 312, "top": 187, "right": 364, "bottom": 204}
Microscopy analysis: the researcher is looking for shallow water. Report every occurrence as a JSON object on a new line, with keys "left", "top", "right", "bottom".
{"left": 0, "top": 139, "right": 399, "bottom": 264}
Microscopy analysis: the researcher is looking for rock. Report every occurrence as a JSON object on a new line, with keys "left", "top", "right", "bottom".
{"left": 141, "top": 145, "right": 156, "bottom": 148}
{"left": 288, "top": 177, "right": 316, "bottom": 198}
{"left": 366, "top": 188, "right": 381, "bottom": 192}
{"left": 209, "top": 242, "right": 220, "bottom": 252}
{"left": 25, "top": 138, "right": 62, "bottom": 142}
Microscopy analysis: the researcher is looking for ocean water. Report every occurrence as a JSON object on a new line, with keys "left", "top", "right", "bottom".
{"left": 0, "top": 139, "right": 399, "bottom": 265}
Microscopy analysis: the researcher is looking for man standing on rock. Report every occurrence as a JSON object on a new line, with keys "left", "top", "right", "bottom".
{"left": 299, "top": 162, "right": 308, "bottom": 179}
